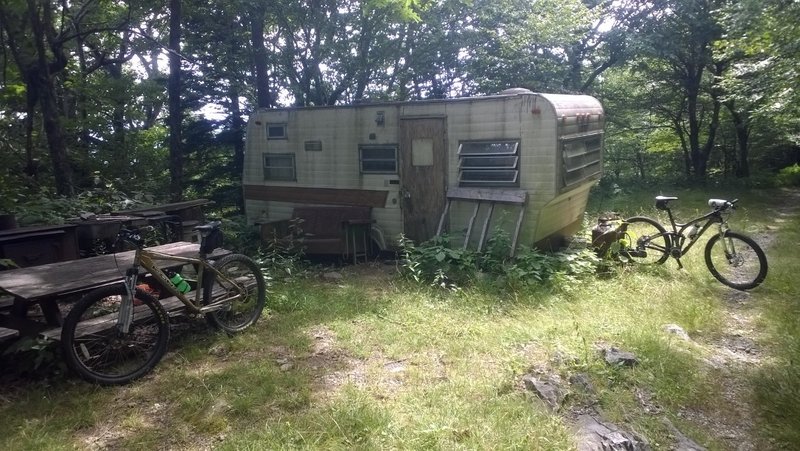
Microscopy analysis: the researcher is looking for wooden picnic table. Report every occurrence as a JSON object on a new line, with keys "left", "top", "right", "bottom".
{"left": 0, "top": 241, "right": 211, "bottom": 340}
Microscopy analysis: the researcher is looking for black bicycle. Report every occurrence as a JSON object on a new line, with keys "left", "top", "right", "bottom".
{"left": 619, "top": 196, "right": 767, "bottom": 290}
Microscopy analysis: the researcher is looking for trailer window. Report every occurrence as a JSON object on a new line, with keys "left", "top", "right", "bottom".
{"left": 266, "top": 123, "right": 287, "bottom": 140}
{"left": 458, "top": 140, "right": 519, "bottom": 187}
{"left": 561, "top": 135, "right": 602, "bottom": 188}
{"left": 360, "top": 146, "right": 397, "bottom": 173}
{"left": 263, "top": 153, "right": 296, "bottom": 181}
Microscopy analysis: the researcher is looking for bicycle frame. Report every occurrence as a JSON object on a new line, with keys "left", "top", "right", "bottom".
{"left": 116, "top": 247, "right": 245, "bottom": 333}
{"left": 658, "top": 205, "right": 730, "bottom": 261}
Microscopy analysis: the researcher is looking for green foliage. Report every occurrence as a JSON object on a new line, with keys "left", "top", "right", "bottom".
{"left": 716, "top": 0, "right": 800, "bottom": 147}
{"left": 0, "top": 258, "right": 19, "bottom": 270}
{"left": 216, "top": 216, "right": 262, "bottom": 254}
{"left": 0, "top": 337, "right": 63, "bottom": 377}
{"left": 398, "top": 234, "right": 477, "bottom": 289}
{"left": 776, "top": 164, "right": 800, "bottom": 187}
{"left": 399, "top": 230, "right": 601, "bottom": 292}
{"left": 8, "top": 183, "right": 155, "bottom": 227}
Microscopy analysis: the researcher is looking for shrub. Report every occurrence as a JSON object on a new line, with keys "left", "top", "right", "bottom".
{"left": 398, "top": 234, "right": 477, "bottom": 289}
{"left": 399, "top": 232, "right": 601, "bottom": 292}
{"left": 777, "top": 164, "right": 800, "bottom": 186}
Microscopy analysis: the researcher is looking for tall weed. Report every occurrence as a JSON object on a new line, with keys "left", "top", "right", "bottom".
{"left": 399, "top": 231, "right": 601, "bottom": 292}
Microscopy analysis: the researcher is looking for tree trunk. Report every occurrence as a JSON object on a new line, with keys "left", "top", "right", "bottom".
{"left": 686, "top": 65, "right": 704, "bottom": 178}
{"left": 37, "top": 69, "right": 73, "bottom": 195}
{"left": 635, "top": 146, "right": 646, "bottom": 180}
{"left": 29, "top": 0, "right": 72, "bottom": 195}
{"left": 727, "top": 102, "right": 750, "bottom": 178}
{"left": 24, "top": 84, "right": 38, "bottom": 179}
{"left": 250, "top": 8, "right": 272, "bottom": 109}
{"left": 673, "top": 117, "right": 691, "bottom": 177}
{"left": 229, "top": 86, "right": 245, "bottom": 212}
{"left": 168, "top": 0, "right": 183, "bottom": 201}
{"left": 696, "top": 93, "right": 722, "bottom": 179}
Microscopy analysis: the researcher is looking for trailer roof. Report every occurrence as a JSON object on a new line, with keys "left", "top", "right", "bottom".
{"left": 252, "top": 89, "right": 602, "bottom": 115}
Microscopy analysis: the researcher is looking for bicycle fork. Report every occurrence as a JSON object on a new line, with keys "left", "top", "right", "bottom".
{"left": 117, "top": 268, "right": 138, "bottom": 334}
{"left": 716, "top": 223, "right": 741, "bottom": 265}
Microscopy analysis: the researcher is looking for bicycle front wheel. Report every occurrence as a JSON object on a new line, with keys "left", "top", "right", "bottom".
{"left": 61, "top": 285, "right": 170, "bottom": 385}
{"left": 621, "top": 216, "right": 670, "bottom": 264}
{"left": 203, "top": 254, "right": 267, "bottom": 333}
{"left": 705, "top": 231, "right": 768, "bottom": 290}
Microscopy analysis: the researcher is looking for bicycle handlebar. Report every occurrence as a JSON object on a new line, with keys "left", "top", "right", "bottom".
{"left": 116, "top": 225, "right": 155, "bottom": 248}
{"left": 708, "top": 198, "right": 738, "bottom": 211}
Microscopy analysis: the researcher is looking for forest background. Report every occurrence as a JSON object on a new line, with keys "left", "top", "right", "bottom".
{"left": 1, "top": 0, "right": 798, "bottom": 223}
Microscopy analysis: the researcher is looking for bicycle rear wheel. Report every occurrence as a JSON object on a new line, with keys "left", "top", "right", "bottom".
{"left": 705, "top": 231, "right": 767, "bottom": 290}
{"left": 620, "top": 216, "right": 670, "bottom": 264}
{"left": 203, "top": 254, "right": 267, "bottom": 333}
{"left": 61, "top": 285, "right": 170, "bottom": 385}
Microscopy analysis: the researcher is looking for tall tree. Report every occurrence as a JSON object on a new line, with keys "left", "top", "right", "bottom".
{"left": 563, "top": 0, "right": 666, "bottom": 93}
{"left": 644, "top": 0, "right": 723, "bottom": 179}
{"left": 0, "top": 0, "right": 74, "bottom": 195}
{"left": 717, "top": 0, "right": 800, "bottom": 173}
{"left": 249, "top": 4, "right": 272, "bottom": 109}
{"left": 168, "top": 0, "right": 183, "bottom": 201}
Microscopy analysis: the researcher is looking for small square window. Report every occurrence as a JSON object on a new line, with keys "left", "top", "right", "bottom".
{"left": 360, "top": 146, "right": 397, "bottom": 174}
{"left": 267, "top": 123, "right": 287, "bottom": 140}
{"left": 412, "top": 138, "right": 434, "bottom": 166}
{"left": 263, "top": 153, "right": 296, "bottom": 181}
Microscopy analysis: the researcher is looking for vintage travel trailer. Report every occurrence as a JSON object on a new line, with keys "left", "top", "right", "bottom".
{"left": 243, "top": 88, "right": 604, "bottom": 254}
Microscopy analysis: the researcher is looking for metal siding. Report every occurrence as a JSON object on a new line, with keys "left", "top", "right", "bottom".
{"left": 244, "top": 92, "right": 602, "bottom": 248}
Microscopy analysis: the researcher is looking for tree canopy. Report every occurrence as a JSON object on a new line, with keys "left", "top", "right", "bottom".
{"left": 1, "top": 0, "right": 798, "bottom": 217}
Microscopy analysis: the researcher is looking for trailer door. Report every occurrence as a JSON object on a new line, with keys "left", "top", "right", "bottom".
{"left": 399, "top": 117, "right": 447, "bottom": 243}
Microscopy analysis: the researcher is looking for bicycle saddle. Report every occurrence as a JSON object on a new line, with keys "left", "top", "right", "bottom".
{"left": 655, "top": 196, "right": 677, "bottom": 210}
{"left": 193, "top": 221, "right": 222, "bottom": 233}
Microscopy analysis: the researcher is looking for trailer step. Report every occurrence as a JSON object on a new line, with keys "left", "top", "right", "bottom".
{"left": 436, "top": 187, "right": 528, "bottom": 257}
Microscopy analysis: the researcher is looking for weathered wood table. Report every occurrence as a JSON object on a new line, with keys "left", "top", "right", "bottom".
{"left": 0, "top": 242, "right": 205, "bottom": 341}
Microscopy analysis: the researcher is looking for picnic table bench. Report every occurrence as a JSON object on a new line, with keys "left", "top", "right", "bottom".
{"left": 0, "top": 241, "right": 228, "bottom": 342}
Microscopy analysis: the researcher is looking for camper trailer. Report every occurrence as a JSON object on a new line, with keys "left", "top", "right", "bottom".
{"left": 243, "top": 88, "right": 604, "bottom": 255}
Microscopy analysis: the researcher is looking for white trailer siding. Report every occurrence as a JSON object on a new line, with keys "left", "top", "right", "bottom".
{"left": 243, "top": 90, "right": 603, "bottom": 250}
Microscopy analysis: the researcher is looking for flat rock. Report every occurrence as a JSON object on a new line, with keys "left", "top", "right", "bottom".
{"left": 602, "top": 347, "right": 639, "bottom": 367}
{"left": 576, "top": 414, "right": 650, "bottom": 451}
{"left": 664, "top": 324, "right": 691, "bottom": 341}
{"left": 522, "top": 373, "right": 565, "bottom": 411}
{"left": 569, "top": 373, "right": 596, "bottom": 395}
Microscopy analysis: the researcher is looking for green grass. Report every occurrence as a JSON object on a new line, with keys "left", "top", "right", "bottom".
{"left": 1, "top": 186, "right": 797, "bottom": 450}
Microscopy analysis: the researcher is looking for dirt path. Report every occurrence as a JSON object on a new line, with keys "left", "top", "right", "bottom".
{"left": 683, "top": 188, "right": 799, "bottom": 450}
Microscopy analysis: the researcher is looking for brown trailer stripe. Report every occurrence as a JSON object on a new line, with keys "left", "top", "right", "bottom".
{"left": 243, "top": 185, "right": 389, "bottom": 207}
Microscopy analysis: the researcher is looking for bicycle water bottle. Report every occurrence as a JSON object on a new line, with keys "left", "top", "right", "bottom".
{"left": 166, "top": 270, "right": 191, "bottom": 293}
{"left": 685, "top": 224, "right": 699, "bottom": 239}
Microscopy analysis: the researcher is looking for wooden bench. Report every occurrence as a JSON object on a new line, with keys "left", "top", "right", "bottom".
{"left": 0, "top": 242, "right": 228, "bottom": 339}
{"left": 0, "top": 326, "right": 18, "bottom": 342}
{"left": 41, "top": 290, "right": 205, "bottom": 340}
{"left": 40, "top": 279, "right": 253, "bottom": 341}
{"left": 259, "top": 206, "right": 372, "bottom": 259}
